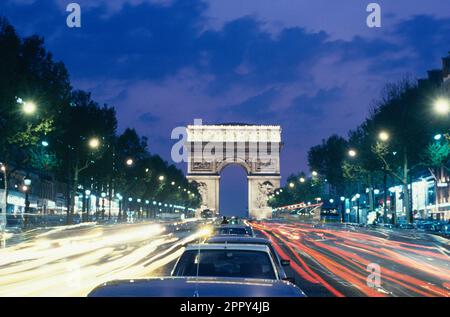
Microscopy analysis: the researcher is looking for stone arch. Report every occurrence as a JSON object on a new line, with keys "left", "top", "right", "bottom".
{"left": 186, "top": 124, "right": 282, "bottom": 220}
{"left": 216, "top": 158, "right": 251, "bottom": 175}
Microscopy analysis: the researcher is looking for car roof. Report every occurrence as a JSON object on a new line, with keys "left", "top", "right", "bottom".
{"left": 206, "top": 235, "right": 270, "bottom": 244}
{"left": 185, "top": 243, "right": 270, "bottom": 252}
{"left": 88, "top": 277, "right": 306, "bottom": 297}
{"left": 218, "top": 224, "right": 250, "bottom": 228}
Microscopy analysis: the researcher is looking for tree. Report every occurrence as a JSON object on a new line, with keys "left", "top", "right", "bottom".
{"left": 308, "top": 135, "right": 349, "bottom": 197}
{"left": 0, "top": 18, "right": 71, "bottom": 221}
{"left": 56, "top": 90, "right": 117, "bottom": 224}
{"left": 422, "top": 137, "right": 450, "bottom": 213}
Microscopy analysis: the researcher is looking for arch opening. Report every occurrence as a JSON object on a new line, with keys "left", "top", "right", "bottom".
{"left": 219, "top": 164, "right": 248, "bottom": 218}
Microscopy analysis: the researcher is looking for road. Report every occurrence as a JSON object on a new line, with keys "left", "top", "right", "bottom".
{"left": 251, "top": 221, "right": 450, "bottom": 297}
{"left": 0, "top": 219, "right": 449, "bottom": 297}
{"left": 0, "top": 220, "right": 210, "bottom": 296}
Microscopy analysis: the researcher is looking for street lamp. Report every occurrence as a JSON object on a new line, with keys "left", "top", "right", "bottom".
{"left": 41, "top": 141, "right": 49, "bottom": 147}
{"left": 434, "top": 134, "right": 443, "bottom": 141}
{"left": 378, "top": 131, "right": 390, "bottom": 142}
{"left": 311, "top": 171, "right": 318, "bottom": 177}
{"left": 299, "top": 177, "right": 305, "bottom": 183}
{"left": 289, "top": 182, "right": 295, "bottom": 188}
{"left": 158, "top": 175, "right": 165, "bottom": 181}
{"left": 88, "top": 137, "right": 100, "bottom": 149}
{"left": 84, "top": 189, "right": 91, "bottom": 222}
{"left": 348, "top": 149, "right": 357, "bottom": 157}
{"left": 126, "top": 158, "right": 134, "bottom": 166}
{"left": 22, "top": 101, "right": 37, "bottom": 115}
{"left": 434, "top": 98, "right": 450, "bottom": 115}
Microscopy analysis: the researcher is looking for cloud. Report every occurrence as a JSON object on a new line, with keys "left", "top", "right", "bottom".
{"left": 2, "top": 0, "right": 450, "bottom": 179}
{"left": 223, "top": 87, "right": 279, "bottom": 122}
{"left": 138, "top": 111, "right": 160, "bottom": 124}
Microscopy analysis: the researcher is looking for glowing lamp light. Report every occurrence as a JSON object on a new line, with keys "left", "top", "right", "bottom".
{"left": 312, "top": 171, "right": 318, "bottom": 177}
{"left": 289, "top": 182, "right": 295, "bottom": 188}
{"left": 126, "top": 158, "right": 134, "bottom": 166}
{"left": 158, "top": 175, "right": 165, "bottom": 181}
{"left": 22, "top": 101, "right": 36, "bottom": 115}
{"left": 88, "top": 137, "right": 100, "bottom": 149}
{"left": 434, "top": 98, "right": 450, "bottom": 115}
{"left": 434, "top": 134, "right": 442, "bottom": 141}
{"left": 348, "top": 149, "right": 357, "bottom": 157}
{"left": 378, "top": 131, "right": 390, "bottom": 142}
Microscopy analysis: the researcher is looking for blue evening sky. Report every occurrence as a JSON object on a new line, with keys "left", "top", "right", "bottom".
{"left": 1, "top": 0, "right": 450, "bottom": 215}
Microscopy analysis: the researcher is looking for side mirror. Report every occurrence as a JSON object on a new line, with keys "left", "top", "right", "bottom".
{"left": 283, "top": 277, "right": 295, "bottom": 284}
{"left": 281, "top": 259, "right": 290, "bottom": 266}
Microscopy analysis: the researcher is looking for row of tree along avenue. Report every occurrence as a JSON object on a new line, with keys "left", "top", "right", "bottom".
{"left": 270, "top": 56, "right": 450, "bottom": 224}
{"left": 0, "top": 17, "right": 200, "bottom": 226}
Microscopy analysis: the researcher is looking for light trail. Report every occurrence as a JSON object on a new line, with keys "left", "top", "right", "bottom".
{"left": 0, "top": 221, "right": 209, "bottom": 297}
{"left": 251, "top": 221, "right": 450, "bottom": 297}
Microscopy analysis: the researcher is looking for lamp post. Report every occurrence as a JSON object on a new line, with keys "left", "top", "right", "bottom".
{"left": 84, "top": 189, "right": 91, "bottom": 222}
{"left": 340, "top": 196, "right": 346, "bottom": 223}
{"left": 23, "top": 176, "right": 31, "bottom": 228}
{"left": 355, "top": 194, "right": 361, "bottom": 224}
{"left": 117, "top": 194, "right": 123, "bottom": 221}
{"left": 101, "top": 192, "right": 106, "bottom": 220}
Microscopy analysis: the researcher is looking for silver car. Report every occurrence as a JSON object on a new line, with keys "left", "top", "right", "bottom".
{"left": 205, "top": 235, "right": 291, "bottom": 280}
{"left": 88, "top": 276, "right": 306, "bottom": 297}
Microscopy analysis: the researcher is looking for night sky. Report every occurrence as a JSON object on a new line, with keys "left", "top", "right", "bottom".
{"left": 1, "top": 0, "right": 450, "bottom": 215}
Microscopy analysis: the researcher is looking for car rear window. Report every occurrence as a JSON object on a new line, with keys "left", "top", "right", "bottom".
{"left": 173, "top": 250, "right": 276, "bottom": 280}
{"left": 217, "top": 228, "right": 249, "bottom": 235}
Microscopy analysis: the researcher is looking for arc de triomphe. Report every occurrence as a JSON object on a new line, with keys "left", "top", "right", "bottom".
{"left": 186, "top": 124, "right": 282, "bottom": 220}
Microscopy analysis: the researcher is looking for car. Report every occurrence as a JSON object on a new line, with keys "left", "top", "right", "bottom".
{"left": 398, "top": 223, "right": 415, "bottom": 229}
{"left": 440, "top": 224, "right": 450, "bottom": 237}
{"left": 215, "top": 224, "right": 255, "bottom": 236}
{"left": 205, "top": 235, "right": 291, "bottom": 280}
{"left": 201, "top": 209, "right": 214, "bottom": 219}
{"left": 87, "top": 276, "right": 306, "bottom": 297}
{"left": 172, "top": 244, "right": 281, "bottom": 280}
